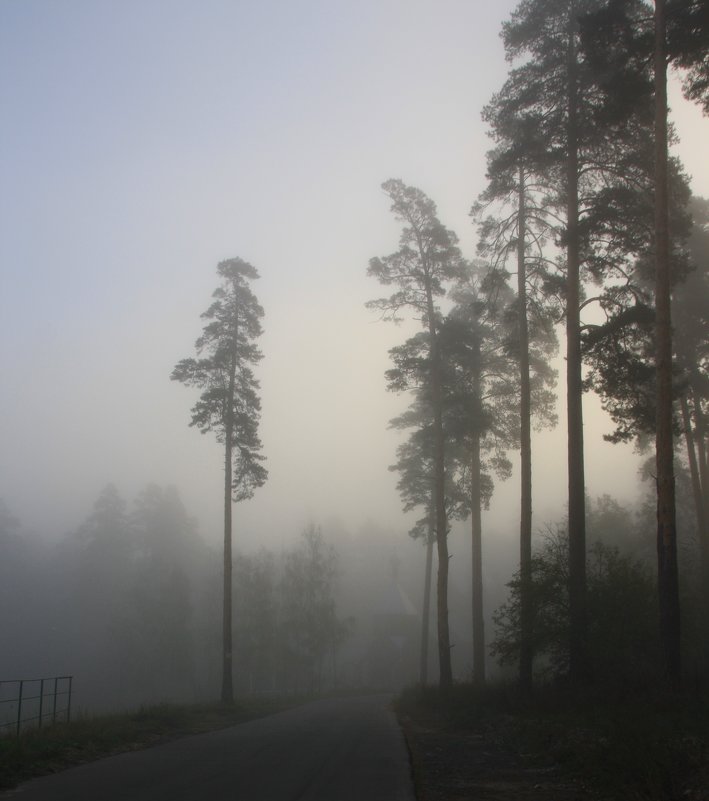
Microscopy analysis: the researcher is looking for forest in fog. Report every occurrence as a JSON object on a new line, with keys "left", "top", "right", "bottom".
{"left": 2, "top": 470, "right": 704, "bottom": 713}
{"left": 0, "top": 483, "right": 476, "bottom": 710}
{"left": 1, "top": 487, "right": 350, "bottom": 708}
{"left": 1, "top": 0, "right": 708, "bottom": 720}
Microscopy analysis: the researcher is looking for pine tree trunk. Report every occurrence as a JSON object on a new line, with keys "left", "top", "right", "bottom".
{"left": 565, "top": 4, "right": 588, "bottom": 685}
{"left": 222, "top": 435, "right": 234, "bottom": 704}
{"left": 690, "top": 389, "right": 709, "bottom": 662}
{"left": 420, "top": 505, "right": 435, "bottom": 687}
{"left": 221, "top": 330, "right": 238, "bottom": 705}
{"left": 427, "top": 293, "right": 453, "bottom": 693}
{"left": 654, "top": 0, "right": 681, "bottom": 686}
{"left": 681, "top": 395, "right": 709, "bottom": 668}
{"left": 681, "top": 395, "right": 709, "bottom": 590}
{"left": 471, "top": 427, "right": 485, "bottom": 687}
{"left": 517, "top": 168, "right": 534, "bottom": 693}
{"left": 691, "top": 384, "right": 709, "bottom": 531}
{"left": 681, "top": 395, "right": 703, "bottom": 526}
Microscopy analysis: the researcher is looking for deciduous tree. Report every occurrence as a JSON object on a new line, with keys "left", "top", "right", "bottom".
{"left": 279, "top": 525, "right": 350, "bottom": 694}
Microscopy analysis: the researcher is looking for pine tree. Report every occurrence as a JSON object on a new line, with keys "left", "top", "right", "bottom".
{"left": 667, "top": 0, "right": 709, "bottom": 114}
{"left": 368, "top": 179, "right": 465, "bottom": 692}
{"left": 654, "top": 0, "right": 681, "bottom": 685}
{"left": 387, "top": 410, "right": 440, "bottom": 688}
{"left": 387, "top": 339, "right": 473, "bottom": 685}
{"left": 496, "top": 0, "right": 595, "bottom": 682}
{"left": 675, "top": 198, "right": 709, "bottom": 603}
{"left": 445, "top": 271, "right": 520, "bottom": 686}
{"left": 578, "top": 0, "right": 708, "bottom": 685}
{"left": 172, "top": 258, "right": 267, "bottom": 704}
{"left": 490, "top": 0, "right": 661, "bottom": 682}
{"left": 475, "top": 113, "right": 559, "bottom": 690}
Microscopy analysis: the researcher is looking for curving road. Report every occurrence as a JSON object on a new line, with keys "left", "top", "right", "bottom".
{"left": 3, "top": 695, "right": 415, "bottom": 801}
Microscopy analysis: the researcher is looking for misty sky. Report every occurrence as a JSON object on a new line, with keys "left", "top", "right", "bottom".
{"left": 1, "top": 0, "right": 708, "bottom": 551}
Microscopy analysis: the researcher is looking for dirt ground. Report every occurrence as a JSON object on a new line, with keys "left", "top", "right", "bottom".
{"left": 399, "top": 712, "right": 602, "bottom": 801}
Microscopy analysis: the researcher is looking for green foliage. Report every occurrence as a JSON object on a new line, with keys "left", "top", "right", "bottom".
{"left": 171, "top": 257, "right": 267, "bottom": 501}
{"left": 368, "top": 178, "right": 464, "bottom": 689}
{"left": 667, "top": 0, "right": 709, "bottom": 114}
{"left": 366, "top": 179, "right": 465, "bottom": 324}
{"left": 581, "top": 192, "right": 699, "bottom": 446}
{"left": 386, "top": 264, "right": 547, "bottom": 541}
{"left": 385, "top": 311, "right": 500, "bottom": 539}
{"left": 388, "top": 398, "right": 468, "bottom": 540}
{"left": 675, "top": 197, "right": 709, "bottom": 407}
{"left": 570, "top": 3, "right": 696, "bottom": 452}
{"left": 492, "top": 527, "right": 570, "bottom": 676}
{"left": 492, "top": 504, "right": 658, "bottom": 685}
{"left": 493, "top": 0, "right": 694, "bottom": 314}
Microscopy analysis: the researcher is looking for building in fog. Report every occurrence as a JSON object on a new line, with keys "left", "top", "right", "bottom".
{"left": 363, "top": 575, "right": 419, "bottom": 690}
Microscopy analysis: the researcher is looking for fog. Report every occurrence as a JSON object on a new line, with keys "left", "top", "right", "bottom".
{"left": 1, "top": 1, "right": 708, "bottom": 711}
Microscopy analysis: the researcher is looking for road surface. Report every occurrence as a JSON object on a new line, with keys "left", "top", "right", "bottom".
{"left": 3, "top": 695, "right": 415, "bottom": 801}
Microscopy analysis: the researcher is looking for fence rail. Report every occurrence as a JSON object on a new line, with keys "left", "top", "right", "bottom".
{"left": 0, "top": 676, "right": 73, "bottom": 736}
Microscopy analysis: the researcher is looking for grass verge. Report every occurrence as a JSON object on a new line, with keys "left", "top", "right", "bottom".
{"left": 395, "top": 683, "right": 709, "bottom": 801}
{"left": 0, "top": 697, "right": 291, "bottom": 791}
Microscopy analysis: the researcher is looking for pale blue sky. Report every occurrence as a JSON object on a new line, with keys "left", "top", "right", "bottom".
{"left": 1, "top": 1, "right": 707, "bottom": 552}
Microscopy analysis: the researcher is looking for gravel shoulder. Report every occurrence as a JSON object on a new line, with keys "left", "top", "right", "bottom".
{"left": 398, "top": 709, "right": 597, "bottom": 801}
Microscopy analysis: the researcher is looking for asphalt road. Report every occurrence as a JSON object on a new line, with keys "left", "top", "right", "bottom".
{"left": 3, "top": 695, "right": 415, "bottom": 801}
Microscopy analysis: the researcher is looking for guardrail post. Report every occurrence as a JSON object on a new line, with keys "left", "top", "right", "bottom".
{"left": 16, "top": 680, "right": 24, "bottom": 737}
{"left": 2, "top": 676, "right": 73, "bottom": 734}
{"left": 53, "top": 677, "right": 59, "bottom": 724}
{"left": 67, "top": 676, "right": 73, "bottom": 723}
{"left": 38, "top": 679, "right": 44, "bottom": 729}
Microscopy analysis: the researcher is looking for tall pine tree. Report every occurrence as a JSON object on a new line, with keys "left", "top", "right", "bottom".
{"left": 368, "top": 179, "right": 465, "bottom": 692}
{"left": 172, "top": 258, "right": 267, "bottom": 704}
{"left": 475, "top": 108, "right": 559, "bottom": 691}
{"left": 490, "top": 0, "right": 659, "bottom": 682}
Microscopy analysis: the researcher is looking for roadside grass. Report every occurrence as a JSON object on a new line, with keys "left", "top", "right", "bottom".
{"left": 395, "top": 682, "right": 709, "bottom": 801}
{"left": 0, "top": 697, "right": 291, "bottom": 791}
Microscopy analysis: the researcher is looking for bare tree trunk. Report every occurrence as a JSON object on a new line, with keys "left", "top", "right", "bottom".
{"left": 565, "top": 3, "right": 588, "bottom": 684}
{"left": 471, "top": 427, "right": 485, "bottom": 687}
{"left": 420, "top": 503, "right": 435, "bottom": 687}
{"left": 654, "top": 0, "right": 681, "bottom": 687}
{"left": 517, "top": 167, "right": 534, "bottom": 693}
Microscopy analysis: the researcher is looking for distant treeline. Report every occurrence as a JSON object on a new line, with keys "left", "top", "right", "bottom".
{"left": 0, "top": 486, "right": 351, "bottom": 711}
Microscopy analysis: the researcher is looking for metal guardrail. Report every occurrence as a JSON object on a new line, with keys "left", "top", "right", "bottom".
{"left": 0, "top": 676, "right": 73, "bottom": 736}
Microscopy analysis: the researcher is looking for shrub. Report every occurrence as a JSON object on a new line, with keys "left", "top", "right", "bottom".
{"left": 491, "top": 526, "right": 658, "bottom": 685}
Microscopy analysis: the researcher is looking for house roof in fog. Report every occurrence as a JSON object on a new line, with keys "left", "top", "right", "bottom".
{"left": 374, "top": 581, "right": 417, "bottom": 617}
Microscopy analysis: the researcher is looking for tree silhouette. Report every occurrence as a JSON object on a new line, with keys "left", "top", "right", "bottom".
{"left": 172, "top": 258, "right": 267, "bottom": 704}
{"left": 368, "top": 179, "right": 464, "bottom": 692}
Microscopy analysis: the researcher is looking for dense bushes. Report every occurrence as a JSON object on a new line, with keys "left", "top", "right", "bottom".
{"left": 492, "top": 524, "right": 658, "bottom": 686}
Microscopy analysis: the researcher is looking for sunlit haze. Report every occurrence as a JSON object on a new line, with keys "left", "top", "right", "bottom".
{"left": 1, "top": 0, "right": 707, "bottom": 555}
